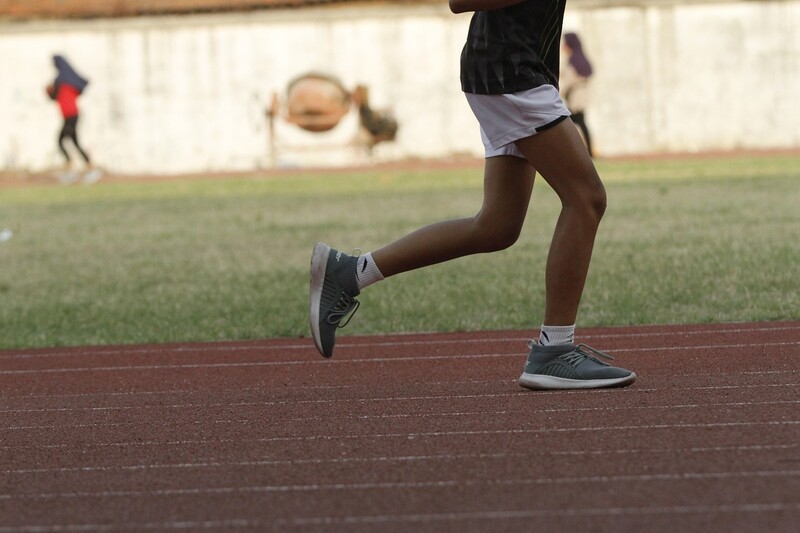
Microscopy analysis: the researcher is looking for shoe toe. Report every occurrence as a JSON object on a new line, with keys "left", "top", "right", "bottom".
{"left": 575, "top": 359, "right": 632, "bottom": 379}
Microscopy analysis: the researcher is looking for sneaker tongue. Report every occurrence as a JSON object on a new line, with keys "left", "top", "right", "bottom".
{"left": 577, "top": 344, "right": 615, "bottom": 361}
{"left": 338, "top": 257, "right": 360, "bottom": 296}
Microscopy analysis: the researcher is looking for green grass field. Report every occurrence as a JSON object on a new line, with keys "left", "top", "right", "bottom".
{"left": 1, "top": 154, "right": 798, "bottom": 349}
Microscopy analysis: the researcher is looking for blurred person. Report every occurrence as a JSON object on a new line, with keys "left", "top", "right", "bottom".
{"left": 560, "top": 32, "right": 594, "bottom": 156}
{"left": 309, "top": 0, "right": 635, "bottom": 390}
{"left": 46, "top": 55, "right": 100, "bottom": 182}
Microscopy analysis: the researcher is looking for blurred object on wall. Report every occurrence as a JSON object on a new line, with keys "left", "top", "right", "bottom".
{"left": 284, "top": 73, "right": 351, "bottom": 133}
{"left": 352, "top": 84, "right": 398, "bottom": 150}
{"left": 266, "top": 72, "right": 398, "bottom": 167}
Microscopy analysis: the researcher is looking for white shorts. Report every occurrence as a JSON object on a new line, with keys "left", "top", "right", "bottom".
{"left": 465, "top": 84, "right": 571, "bottom": 159}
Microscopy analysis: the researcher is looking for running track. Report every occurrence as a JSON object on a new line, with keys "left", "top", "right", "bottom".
{"left": 1, "top": 321, "right": 798, "bottom": 532}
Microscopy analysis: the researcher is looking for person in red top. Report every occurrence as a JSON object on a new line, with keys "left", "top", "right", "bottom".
{"left": 46, "top": 55, "right": 91, "bottom": 168}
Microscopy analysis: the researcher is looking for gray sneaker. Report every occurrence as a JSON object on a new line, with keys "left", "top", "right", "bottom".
{"left": 309, "top": 242, "right": 360, "bottom": 358}
{"left": 519, "top": 342, "right": 636, "bottom": 390}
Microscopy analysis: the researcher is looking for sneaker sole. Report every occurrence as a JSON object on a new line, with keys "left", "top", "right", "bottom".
{"left": 309, "top": 242, "right": 331, "bottom": 357}
{"left": 518, "top": 371, "right": 636, "bottom": 391}
{"left": 82, "top": 169, "right": 104, "bottom": 185}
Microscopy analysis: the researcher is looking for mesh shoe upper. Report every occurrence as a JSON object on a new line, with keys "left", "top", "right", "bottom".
{"left": 523, "top": 342, "right": 633, "bottom": 381}
{"left": 310, "top": 244, "right": 360, "bottom": 358}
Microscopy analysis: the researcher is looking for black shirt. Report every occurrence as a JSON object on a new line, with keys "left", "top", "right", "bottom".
{"left": 460, "top": 0, "right": 567, "bottom": 94}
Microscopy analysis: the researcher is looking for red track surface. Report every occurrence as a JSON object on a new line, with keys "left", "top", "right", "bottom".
{"left": 1, "top": 322, "right": 799, "bottom": 532}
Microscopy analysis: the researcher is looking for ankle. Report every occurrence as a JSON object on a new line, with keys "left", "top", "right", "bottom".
{"left": 538, "top": 324, "right": 575, "bottom": 346}
{"left": 355, "top": 252, "right": 384, "bottom": 291}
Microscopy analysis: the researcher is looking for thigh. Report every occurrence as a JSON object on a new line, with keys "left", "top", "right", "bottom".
{"left": 479, "top": 155, "right": 536, "bottom": 227}
{"left": 61, "top": 118, "right": 77, "bottom": 139}
{"left": 514, "top": 118, "right": 602, "bottom": 202}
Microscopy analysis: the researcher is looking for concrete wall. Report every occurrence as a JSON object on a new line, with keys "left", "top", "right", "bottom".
{"left": 570, "top": 0, "right": 800, "bottom": 155}
{"left": 1, "top": 1, "right": 798, "bottom": 174}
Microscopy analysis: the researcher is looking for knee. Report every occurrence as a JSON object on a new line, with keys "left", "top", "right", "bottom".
{"left": 569, "top": 180, "right": 607, "bottom": 225}
{"left": 488, "top": 227, "right": 521, "bottom": 252}
{"left": 473, "top": 215, "right": 523, "bottom": 252}
{"left": 589, "top": 185, "right": 607, "bottom": 221}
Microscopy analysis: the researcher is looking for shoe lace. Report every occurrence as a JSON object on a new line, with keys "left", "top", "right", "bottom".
{"left": 326, "top": 292, "right": 360, "bottom": 328}
{"left": 562, "top": 344, "right": 616, "bottom": 367}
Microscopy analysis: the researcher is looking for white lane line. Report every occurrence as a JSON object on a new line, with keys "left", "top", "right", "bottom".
{"left": 4, "top": 444, "right": 797, "bottom": 476}
{"left": 1, "top": 341, "right": 798, "bottom": 375}
{"left": 3, "top": 398, "right": 798, "bottom": 434}
{"left": 0, "top": 353, "right": 520, "bottom": 374}
{"left": 1, "top": 387, "right": 797, "bottom": 415}
{"left": 0, "top": 520, "right": 255, "bottom": 532}
{"left": 1, "top": 502, "right": 799, "bottom": 533}
{"left": 0, "top": 379, "right": 502, "bottom": 401}
{"left": 4, "top": 399, "right": 798, "bottom": 431}
{"left": 281, "top": 503, "right": 800, "bottom": 527}
{"left": 2, "top": 501, "right": 800, "bottom": 533}
{"left": 1, "top": 379, "right": 796, "bottom": 405}
{"left": 2, "top": 420, "right": 798, "bottom": 451}
{"left": 0, "top": 392, "right": 517, "bottom": 414}
{"left": 2, "top": 470, "right": 799, "bottom": 501}
{"left": 3, "top": 399, "right": 798, "bottom": 426}
{"left": 2, "top": 323, "right": 798, "bottom": 360}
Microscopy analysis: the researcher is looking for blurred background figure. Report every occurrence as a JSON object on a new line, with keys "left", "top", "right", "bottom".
{"left": 46, "top": 55, "right": 101, "bottom": 183}
{"left": 560, "top": 32, "right": 594, "bottom": 157}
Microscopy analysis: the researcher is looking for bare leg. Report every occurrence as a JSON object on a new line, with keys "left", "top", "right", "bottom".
{"left": 515, "top": 118, "right": 606, "bottom": 326}
{"left": 372, "top": 155, "right": 535, "bottom": 277}
{"left": 58, "top": 121, "right": 72, "bottom": 166}
{"left": 69, "top": 115, "right": 91, "bottom": 164}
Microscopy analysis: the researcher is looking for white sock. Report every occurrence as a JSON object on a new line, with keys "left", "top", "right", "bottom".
{"left": 538, "top": 324, "right": 575, "bottom": 346}
{"left": 355, "top": 252, "right": 384, "bottom": 290}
